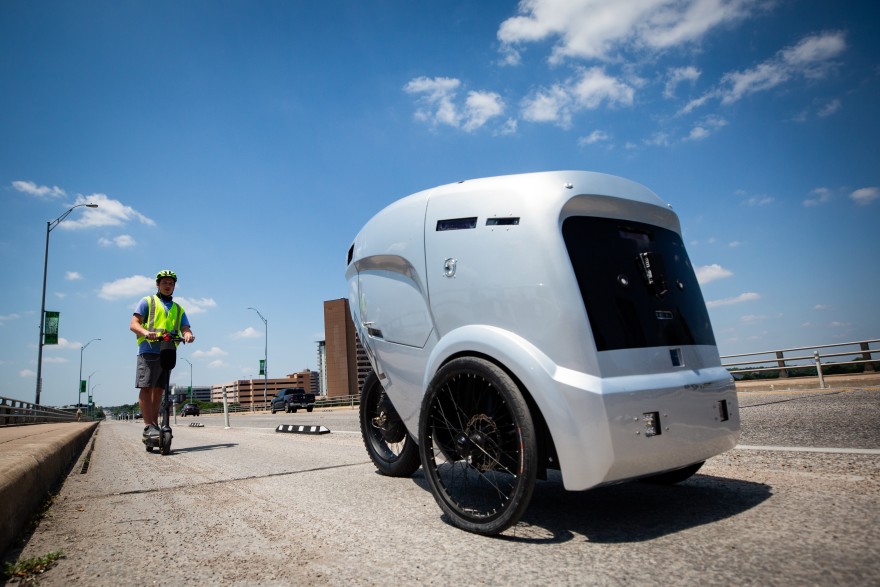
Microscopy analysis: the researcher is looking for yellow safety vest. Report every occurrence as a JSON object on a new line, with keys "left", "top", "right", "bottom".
{"left": 137, "top": 295, "right": 184, "bottom": 346}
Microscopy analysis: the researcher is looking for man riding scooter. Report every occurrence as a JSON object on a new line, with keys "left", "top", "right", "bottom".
{"left": 129, "top": 269, "right": 195, "bottom": 447}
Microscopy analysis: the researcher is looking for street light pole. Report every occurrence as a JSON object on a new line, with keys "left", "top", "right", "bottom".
{"left": 78, "top": 338, "right": 101, "bottom": 407}
{"left": 182, "top": 358, "right": 193, "bottom": 402}
{"left": 89, "top": 383, "right": 100, "bottom": 418}
{"left": 248, "top": 307, "right": 268, "bottom": 410}
{"left": 35, "top": 203, "right": 99, "bottom": 404}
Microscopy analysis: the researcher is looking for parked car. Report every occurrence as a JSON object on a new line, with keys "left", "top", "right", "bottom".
{"left": 270, "top": 388, "right": 316, "bottom": 413}
{"left": 180, "top": 403, "right": 200, "bottom": 417}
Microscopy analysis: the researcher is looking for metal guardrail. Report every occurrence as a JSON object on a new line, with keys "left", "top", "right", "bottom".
{"left": 721, "top": 339, "right": 878, "bottom": 388}
{"left": 8, "top": 339, "right": 876, "bottom": 425}
{"left": 0, "top": 396, "right": 82, "bottom": 425}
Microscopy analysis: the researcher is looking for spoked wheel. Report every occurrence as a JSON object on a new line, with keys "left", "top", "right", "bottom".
{"left": 159, "top": 431, "right": 172, "bottom": 456}
{"left": 359, "top": 371, "right": 420, "bottom": 477}
{"left": 418, "top": 357, "right": 537, "bottom": 536}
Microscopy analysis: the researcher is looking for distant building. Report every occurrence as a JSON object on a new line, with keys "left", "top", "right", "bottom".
{"left": 322, "top": 298, "right": 371, "bottom": 398}
{"left": 170, "top": 385, "right": 212, "bottom": 403}
{"left": 204, "top": 299, "right": 370, "bottom": 403}
{"left": 211, "top": 369, "right": 318, "bottom": 407}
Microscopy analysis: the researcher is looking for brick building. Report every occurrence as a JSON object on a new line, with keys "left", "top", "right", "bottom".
{"left": 322, "top": 298, "right": 371, "bottom": 398}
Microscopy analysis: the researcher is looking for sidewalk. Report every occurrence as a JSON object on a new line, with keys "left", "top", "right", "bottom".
{"left": 0, "top": 422, "right": 98, "bottom": 555}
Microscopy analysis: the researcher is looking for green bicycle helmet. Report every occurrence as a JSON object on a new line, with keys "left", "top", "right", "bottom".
{"left": 156, "top": 269, "right": 178, "bottom": 283}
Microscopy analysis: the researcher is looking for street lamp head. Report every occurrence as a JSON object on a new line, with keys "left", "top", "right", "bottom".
{"left": 86, "top": 203, "right": 98, "bottom": 208}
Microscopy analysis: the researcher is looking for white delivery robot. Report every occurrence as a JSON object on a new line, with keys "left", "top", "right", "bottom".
{"left": 345, "top": 171, "right": 740, "bottom": 535}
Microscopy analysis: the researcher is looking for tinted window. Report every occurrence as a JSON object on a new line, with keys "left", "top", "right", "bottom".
{"left": 562, "top": 216, "right": 716, "bottom": 351}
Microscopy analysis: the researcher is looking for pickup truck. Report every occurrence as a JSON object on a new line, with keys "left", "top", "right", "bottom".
{"left": 270, "top": 388, "right": 316, "bottom": 414}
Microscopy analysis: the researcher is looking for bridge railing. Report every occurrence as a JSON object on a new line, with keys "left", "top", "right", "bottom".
{"left": 721, "top": 339, "right": 878, "bottom": 388}
{"left": 0, "top": 396, "right": 81, "bottom": 425}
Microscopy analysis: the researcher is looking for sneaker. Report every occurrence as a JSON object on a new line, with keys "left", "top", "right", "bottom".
{"left": 143, "top": 425, "right": 160, "bottom": 439}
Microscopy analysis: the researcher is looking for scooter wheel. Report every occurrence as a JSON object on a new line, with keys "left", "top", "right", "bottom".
{"left": 146, "top": 444, "right": 153, "bottom": 453}
{"left": 160, "top": 431, "right": 172, "bottom": 455}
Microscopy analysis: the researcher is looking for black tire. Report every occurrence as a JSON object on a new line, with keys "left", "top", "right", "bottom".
{"left": 418, "top": 357, "right": 537, "bottom": 536}
{"left": 271, "top": 407, "right": 276, "bottom": 414}
{"left": 359, "top": 371, "right": 420, "bottom": 477}
{"left": 640, "top": 461, "right": 704, "bottom": 485}
{"left": 146, "top": 444, "right": 153, "bottom": 453}
{"left": 291, "top": 406, "right": 298, "bottom": 413}
{"left": 306, "top": 406, "right": 313, "bottom": 413}
{"left": 160, "top": 431, "right": 172, "bottom": 456}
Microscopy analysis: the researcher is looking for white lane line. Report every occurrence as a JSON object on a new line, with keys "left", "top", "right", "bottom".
{"left": 736, "top": 445, "right": 880, "bottom": 455}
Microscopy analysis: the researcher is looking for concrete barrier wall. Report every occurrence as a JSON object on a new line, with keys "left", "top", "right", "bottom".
{"left": 0, "top": 422, "right": 98, "bottom": 554}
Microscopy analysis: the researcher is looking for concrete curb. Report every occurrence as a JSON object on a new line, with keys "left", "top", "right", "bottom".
{"left": 0, "top": 422, "right": 99, "bottom": 555}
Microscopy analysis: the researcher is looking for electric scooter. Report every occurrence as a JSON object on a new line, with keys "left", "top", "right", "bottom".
{"left": 145, "top": 333, "right": 184, "bottom": 456}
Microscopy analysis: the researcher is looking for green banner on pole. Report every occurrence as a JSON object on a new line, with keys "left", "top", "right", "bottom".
{"left": 259, "top": 359, "right": 266, "bottom": 375}
{"left": 44, "top": 311, "right": 60, "bottom": 345}
{"left": 80, "top": 380, "right": 87, "bottom": 395}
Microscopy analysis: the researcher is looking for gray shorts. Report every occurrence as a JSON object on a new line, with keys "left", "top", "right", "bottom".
{"left": 135, "top": 353, "right": 170, "bottom": 389}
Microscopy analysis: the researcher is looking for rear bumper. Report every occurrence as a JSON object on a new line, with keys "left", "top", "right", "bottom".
{"left": 540, "top": 368, "right": 740, "bottom": 490}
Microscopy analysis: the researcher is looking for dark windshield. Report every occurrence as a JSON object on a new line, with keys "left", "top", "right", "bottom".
{"left": 562, "top": 216, "right": 716, "bottom": 351}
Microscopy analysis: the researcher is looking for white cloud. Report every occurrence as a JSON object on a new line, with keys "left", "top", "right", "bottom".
{"left": 740, "top": 314, "right": 767, "bottom": 322}
{"left": 497, "top": 118, "right": 519, "bottom": 135}
{"left": 463, "top": 91, "right": 505, "bottom": 132}
{"left": 579, "top": 129, "right": 611, "bottom": 146}
{"left": 43, "top": 337, "right": 79, "bottom": 350}
{"left": 207, "top": 360, "right": 226, "bottom": 369}
{"left": 497, "top": 0, "right": 757, "bottom": 65}
{"left": 850, "top": 187, "right": 879, "bottom": 205}
{"left": 744, "top": 194, "right": 774, "bottom": 206}
{"left": 643, "top": 132, "right": 671, "bottom": 147}
{"left": 814, "top": 304, "right": 830, "bottom": 310}
{"left": 98, "top": 234, "right": 137, "bottom": 248}
{"left": 98, "top": 275, "right": 155, "bottom": 300}
{"left": 665, "top": 66, "right": 701, "bottom": 98}
{"left": 522, "top": 67, "right": 634, "bottom": 128}
{"left": 686, "top": 115, "right": 727, "bottom": 140}
{"left": 233, "top": 326, "right": 262, "bottom": 339}
{"left": 19, "top": 369, "right": 36, "bottom": 378}
{"left": 65, "top": 271, "right": 83, "bottom": 281}
{"left": 61, "top": 193, "right": 155, "bottom": 230}
{"left": 12, "top": 180, "right": 66, "bottom": 199}
{"left": 719, "top": 31, "right": 846, "bottom": 105}
{"left": 707, "top": 291, "right": 760, "bottom": 307}
{"left": 803, "top": 187, "right": 833, "bottom": 207}
{"left": 572, "top": 67, "right": 634, "bottom": 108}
{"left": 403, "top": 77, "right": 505, "bottom": 132}
{"left": 192, "top": 347, "right": 228, "bottom": 359}
{"left": 521, "top": 84, "right": 572, "bottom": 126}
{"left": 175, "top": 297, "right": 216, "bottom": 315}
{"left": 695, "top": 263, "right": 732, "bottom": 284}
{"left": 43, "top": 356, "right": 68, "bottom": 364}
{"left": 817, "top": 98, "right": 841, "bottom": 117}
{"left": 0, "top": 313, "right": 20, "bottom": 325}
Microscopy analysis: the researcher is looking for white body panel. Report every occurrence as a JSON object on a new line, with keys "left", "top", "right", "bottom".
{"left": 346, "top": 171, "right": 740, "bottom": 491}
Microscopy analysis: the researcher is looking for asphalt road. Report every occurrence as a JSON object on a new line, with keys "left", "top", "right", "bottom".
{"left": 8, "top": 389, "right": 880, "bottom": 586}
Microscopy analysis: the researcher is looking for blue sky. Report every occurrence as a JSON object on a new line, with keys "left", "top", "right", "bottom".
{"left": 1, "top": 0, "right": 877, "bottom": 408}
